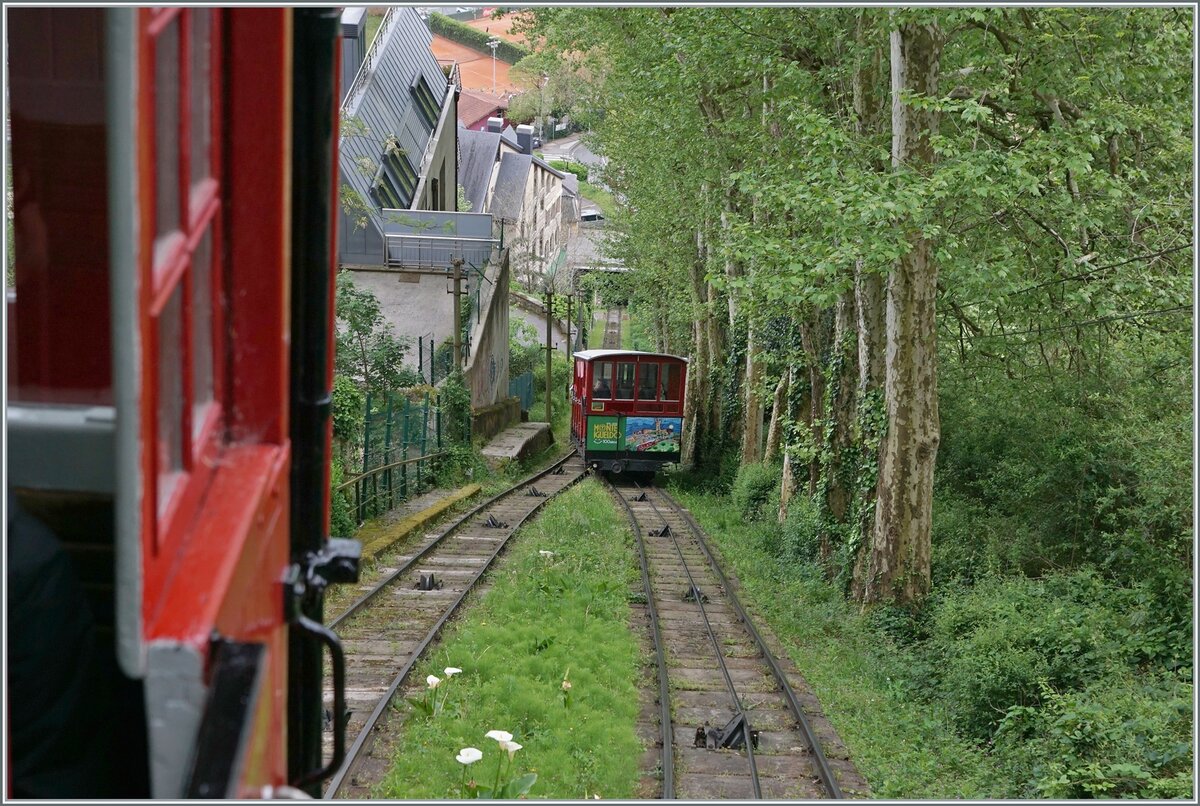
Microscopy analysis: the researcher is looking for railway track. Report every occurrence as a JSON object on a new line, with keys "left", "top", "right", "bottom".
{"left": 609, "top": 479, "right": 867, "bottom": 799}
{"left": 322, "top": 451, "right": 587, "bottom": 798}
{"left": 602, "top": 307, "right": 623, "bottom": 348}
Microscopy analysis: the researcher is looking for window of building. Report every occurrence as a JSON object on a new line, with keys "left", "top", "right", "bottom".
{"left": 380, "top": 149, "right": 417, "bottom": 208}
{"left": 411, "top": 74, "right": 440, "bottom": 128}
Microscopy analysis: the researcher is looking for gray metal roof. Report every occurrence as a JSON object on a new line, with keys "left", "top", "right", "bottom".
{"left": 490, "top": 151, "right": 532, "bottom": 222}
{"left": 339, "top": 7, "right": 449, "bottom": 233}
{"left": 458, "top": 128, "right": 501, "bottom": 213}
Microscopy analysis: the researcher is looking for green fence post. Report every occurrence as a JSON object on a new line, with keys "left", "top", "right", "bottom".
{"left": 420, "top": 392, "right": 430, "bottom": 490}
{"left": 384, "top": 392, "right": 395, "bottom": 511}
{"left": 401, "top": 398, "right": 410, "bottom": 500}
{"left": 436, "top": 394, "right": 443, "bottom": 451}
{"left": 360, "top": 392, "right": 372, "bottom": 524}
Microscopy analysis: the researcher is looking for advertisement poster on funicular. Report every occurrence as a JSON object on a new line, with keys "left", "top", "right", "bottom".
{"left": 586, "top": 416, "right": 622, "bottom": 451}
{"left": 624, "top": 417, "right": 683, "bottom": 453}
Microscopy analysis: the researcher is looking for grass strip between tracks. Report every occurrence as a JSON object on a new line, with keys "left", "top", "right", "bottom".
{"left": 376, "top": 478, "right": 644, "bottom": 799}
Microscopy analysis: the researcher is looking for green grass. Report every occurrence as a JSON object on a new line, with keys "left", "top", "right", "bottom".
{"left": 365, "top": 8, "right": 385, "bottom": 49}
{"left": 666, "top": 483, "right": 1005, "bottom": 799}
{"left": 377, "top": 480, "right": 643, "bottom": 799}
{"left": 579, "top": 181, "right": 617, "bottom": 219}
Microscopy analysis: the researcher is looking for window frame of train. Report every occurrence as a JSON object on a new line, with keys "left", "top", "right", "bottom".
{"left": 142, "top": 6, "right": 227, "bottom": 553}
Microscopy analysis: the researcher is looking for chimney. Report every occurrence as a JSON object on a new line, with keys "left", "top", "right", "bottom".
{"left": 516, "top": 123, "right": 534, "bottom": 155}
{"left": 486, "top": 116, "right": 504, "bottom": 133}
{"left": 340, "top": 7, "right": 369, "bottom": 103}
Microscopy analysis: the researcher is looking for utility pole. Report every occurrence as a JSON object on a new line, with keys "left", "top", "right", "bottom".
{"left": 450, "top": 259, "right": 464, "bottom": 370}
{"left": 487, "top": 37, "right": 499, "bottom": 94}
{"left": 544, "top": 288, "right": 553, "bottom": 424}
{"left": 564, "top": 293, "right": 573, "bottom": 401}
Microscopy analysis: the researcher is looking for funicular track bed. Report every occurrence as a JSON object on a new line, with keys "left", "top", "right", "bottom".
{"left": 602, "top": 307, "right": 623, "bottom": 349}
{"left": 322, "top": 452, "right": 587, "bottom": 798}
{"left": 609, "top": 480, "right": 870, "bottom": 800}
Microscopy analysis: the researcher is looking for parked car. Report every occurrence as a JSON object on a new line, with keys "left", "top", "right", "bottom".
{"left": 532, "top": 135, "right": 544, "bottom": 150}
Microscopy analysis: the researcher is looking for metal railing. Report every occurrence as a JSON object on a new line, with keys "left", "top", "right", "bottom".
{"left": 382, "top": 233, "right": 497, "bottom": 271}
{"left": 342, "top": 7, "right": 396, "bottom": 113}
{"left": 334, "top": 389, "right": 468, "bottom": 525}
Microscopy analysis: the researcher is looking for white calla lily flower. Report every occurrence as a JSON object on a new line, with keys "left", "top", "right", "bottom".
{"left": 456, "top": 747, "right": 483, "bottom": 765}
{"left": 501, "top": 740, "right": 523, "bottom": 760}
{"left": 426, "top": 674, "right": 442, "bottom": 689}
{"left": 485, "top": 729, "right": 513, "bottom": 743}
{"left": 444, "top": 666, "right": 462, "bottom": 676}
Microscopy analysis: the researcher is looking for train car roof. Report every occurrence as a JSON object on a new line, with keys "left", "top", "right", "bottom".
{"left": 573, "top": 349, "right": 689, "bottom": 363}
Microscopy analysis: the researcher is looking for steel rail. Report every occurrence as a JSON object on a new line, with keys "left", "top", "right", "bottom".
{"left": 324, "top": 457, "right": 587, "bottom": 798}
{"left": 607, "top": 482, "right": 675, "bottom": 799}
{"left": 666, "top": 494, "right": 845, "bottom": 799}
{"left": 630, "top": 481, "right": 764, "bottom": 799}
{"left": 328, "top": 449, "right": 576, "bottom": 630}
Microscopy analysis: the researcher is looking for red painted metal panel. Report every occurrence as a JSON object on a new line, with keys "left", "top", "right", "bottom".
{"left": 224, "top": 9, "right": 291, "bottom": 447}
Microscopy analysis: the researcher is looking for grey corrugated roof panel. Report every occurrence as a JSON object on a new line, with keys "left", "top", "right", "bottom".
{"left": 458, "top": 128, "right": 501, "bottom": 213}
{"left": 339, "top": 7, "right": 448, "bottom": 222}
{"left": 490, "top": 152, "right": 532, "bottom": 222}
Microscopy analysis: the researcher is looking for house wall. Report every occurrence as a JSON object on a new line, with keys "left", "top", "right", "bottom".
{"left": 510, "top": 292, "right": 570, "bottom": 356}
{"left": 346, "top": 269, "right": 456, "bottom": 371}
{"left": 338, "top": 213, "right": 385, "bottom": 267}
{"left": 514, "top": 164, "right": 564, "bottom": 280}
{"left": 464, "top": 250, "right": 511, "bottom": 409}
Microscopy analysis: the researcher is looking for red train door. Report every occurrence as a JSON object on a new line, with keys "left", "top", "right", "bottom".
{"left": 129, "top": 8, "right": 297, "bottom": 797}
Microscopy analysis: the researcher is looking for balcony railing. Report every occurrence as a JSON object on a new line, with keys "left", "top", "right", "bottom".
{"left": 381, "top": 210, "right": 497, "bottom": 272}
{"left": 342, "top": 7, "right": 397, "bottom": 114}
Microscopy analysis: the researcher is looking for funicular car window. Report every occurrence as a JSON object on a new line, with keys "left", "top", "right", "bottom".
{"left": 662, "top": 363, "right": 682, "bottom": 401}
{"left": 592, "top": 361, "right": 613, "bottom": 399}
{"left": 615, "top": 362, "right": 636, "bottom": 400}
{"left": 637, "top": 362, "right": 660, "bottom": 401}
{"left": 148, "top": 7, "right": 222, "bottom": 520}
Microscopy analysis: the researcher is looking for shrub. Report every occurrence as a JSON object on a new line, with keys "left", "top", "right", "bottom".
{"left": 993, "top": 670, "right": 1194, "bottom": 798}
{"left": 329, "top": 455, "right": 356, "bottom": 537}
{"left": 426, "top": 13, "right": 529, "bottom": 64}
{"left": 779, "top": 494, "right": 822, "bottom": 564}
{"left": 731, "top": 462, "right": 780, "bottom": 521}
{"left": 925, "top": 571, "right": 1131, "bottom": 742}
{"left": 547, "top": 160, "right": 588, "bottom": 182}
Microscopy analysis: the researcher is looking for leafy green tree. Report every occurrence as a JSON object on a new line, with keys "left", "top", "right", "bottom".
{"left": 335, "top": 271, "right": 420, "bottom": 397}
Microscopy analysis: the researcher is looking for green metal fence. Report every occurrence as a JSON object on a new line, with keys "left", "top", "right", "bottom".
{"left": 509, "top": 371, "right": 535, "bottom": 412}
{"left": 335, "top": 390, "right": 449, "bottom": 525}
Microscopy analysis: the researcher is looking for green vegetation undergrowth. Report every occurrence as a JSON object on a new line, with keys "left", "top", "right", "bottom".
{"left": 377, "top": 479, "right": 643, "bottom": 799}
{"left": 668, "top": 478, "right": 1194, "bottom": 798}
{"left": 578, "top": 181, "right": 616, "bottom": 218}
{"left": 667, "top": 482, "right": 1002, "bottom": 798}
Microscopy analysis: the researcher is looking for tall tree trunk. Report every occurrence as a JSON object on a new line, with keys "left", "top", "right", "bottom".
{"left": 764, "top": 371, "right": 789, "bottom": 464}
{"left": 798, "top": 311, "right": 828, "bottom": 498}
{"left": 740, "top": 315, "right": 765, "bottom": 464}
{"left": 856, "top": 19, "right": 942, "bottom": 606}
{"left": 682, "top": 230, "right": 710, "bottom": 469}
{"left": 778, "top": 366, "right": 799, "bottom": 522}
{"left": 824, "top": 291, "right": 859, "bottom": 524}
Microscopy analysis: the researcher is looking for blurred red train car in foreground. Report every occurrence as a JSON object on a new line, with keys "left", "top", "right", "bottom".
{"left": 6, "top": 7, "right": 359, "bottom": 797}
